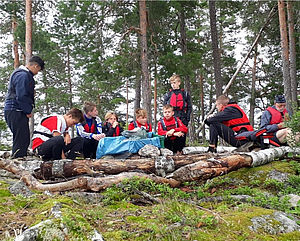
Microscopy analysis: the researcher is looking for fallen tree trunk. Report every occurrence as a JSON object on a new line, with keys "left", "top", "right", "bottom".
{"left": 34, "top": 155, "right": 209, "bottom": 179}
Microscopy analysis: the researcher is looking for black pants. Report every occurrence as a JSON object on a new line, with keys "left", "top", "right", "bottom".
{"left": 209, "top": 122, "right": 248, "bottom": 147}
{"left": 164, "top": 136, "right": 186, "bottom": 153}
{"left": 36, "top": 136, "right": 84, "bottom": 160}
{"left": 82, "top": 138, "right": 99, "bottom": 159}
{"left": 5, "top": 110, "right": 30, "bottom": 158}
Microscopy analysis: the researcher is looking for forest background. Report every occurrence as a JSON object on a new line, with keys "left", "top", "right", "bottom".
{"left": 0, "top": 0, "right": 299, "bottom": 146}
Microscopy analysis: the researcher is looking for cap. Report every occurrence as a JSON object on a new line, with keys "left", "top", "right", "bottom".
{"left": 29, "top": 56, "right": 45, "bottom": 70}
{"left": 275, "top": 95, "right": 286, "bottom": 103}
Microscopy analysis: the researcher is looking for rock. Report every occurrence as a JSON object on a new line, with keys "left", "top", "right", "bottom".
{"left": 267, "top": 170, "right": 289, "bottom": 183}
{"left": 138, "top": 144, "right": 160, "bottom": 158}
{"left": 280, "top": 194, "right": 300, "bottom": 208}
{"left": 249, "top": 211, "right": 300, "bottom": 234}
{"left": 155, "top": 156, "right": 175, "bottom": 177}
{"left": 9, "top": 181, "right": 34, "bottom": 198}
{"left": 160, "top": 148, "right": 173, "bottom": 156}
{"left": 92, "top": 229, "right": 105, "bottom": 241}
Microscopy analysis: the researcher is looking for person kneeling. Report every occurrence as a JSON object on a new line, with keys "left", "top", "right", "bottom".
{"left": 158, "top": 104, "right": 188, "bottom": 154}
{"left": 32, "top": 108, "right": 85, "bottom": 161}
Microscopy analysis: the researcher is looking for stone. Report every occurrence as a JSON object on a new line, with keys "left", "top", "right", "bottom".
{"left": 138, "top": 144, "right": 160, "bottom": 158}
{"left": 155, "top": 156, "right": 175, "bottom": 177}
{"left": 267, "top": 170, "right": 289, "bottom": 183}
{"left": 160, "top": 148, "right": 173, "bottom": 156}
{"left": 9, "top": 181, "right": 34, "bottom": 198}
{"left": 280, "top": 194, "right": 300, "bottom": 208}
{"left": 249, "top": 211, "right": 300, "bottom": 234}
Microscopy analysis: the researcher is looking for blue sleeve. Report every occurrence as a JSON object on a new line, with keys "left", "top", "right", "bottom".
{"left": 260, "top": 110, "right": 279, "bottom": 133}
{"left": 14, "top": 72, "right": 34, "bottom": 114}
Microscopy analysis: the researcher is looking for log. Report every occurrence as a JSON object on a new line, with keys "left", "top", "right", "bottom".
{"left": 0, "top": 158, "right": 180, "bottom": 192}
{"left": 34, "top": 155, "right": 209, "bottom": 179}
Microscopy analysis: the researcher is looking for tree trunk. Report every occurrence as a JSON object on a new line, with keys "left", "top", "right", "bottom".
{"left": 278, "top": 0, "right": 292, "bottom": 111}
{"left": 25, "top": 0, "right": 34, "bottom": 146}
{"left": 287, "top": 1, "right": 298, "bottom": 109}
{"left": 249, "top": 46, "right": 257, "bottom": 127}
{"left": 12, "top": 14, "right": 20, "bottom": 69}
{"left": 199, "top": 73, "right": 205, "bottom": 143}
{"left": 139, "top": 0, "right": 152, "bottom": 123}
{"left": 209, "top": 0, "right": 222, "bottom": 97}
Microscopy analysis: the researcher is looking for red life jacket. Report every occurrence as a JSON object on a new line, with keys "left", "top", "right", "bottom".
{"left": 133, "top": 121, "right": 151, "bottom": 132}
{"left": 222, "top": 104, "right": 253, "bottom": 132}
{"left": 160, "top": 117, "right": 179, "bottom": 131}
{"left": 113, "top": 125, "right": 121, "bottom": 137}
{"left": 168, "top": 89, "right": 187, "bottom": 110}
{"left": 266, "top": 107, "right": 288, "bottom": 124}
{"left": 83, "top": 118, "right": 97, "bottom": 134}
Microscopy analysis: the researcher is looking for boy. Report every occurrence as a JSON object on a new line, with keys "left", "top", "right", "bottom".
{"left": 128, "top": 108, "right": 152, "bottom": 132}
{"left": 158, "top": 104, "right": 188, "bottom": 154}
{"left": 76, "top": 102, "right": 105, "bottom": 158}
{"left": 32, "top": 108, "right": 85, "bottom": 160}
{"left": 163, "top": 74, "right": 192, "bottom": 127}
{"left": 260, "top": 95, "right": 291, "bottom": 145}
{"left": 205, "top": 95, "right": 253, "bottom": 153}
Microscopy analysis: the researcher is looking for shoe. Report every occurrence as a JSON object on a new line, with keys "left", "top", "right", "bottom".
{"left": 235, "top": 142, "right": 254, "bottom": 152}
{"left": 206, "top": 146, "right": 217, "bottom": 153}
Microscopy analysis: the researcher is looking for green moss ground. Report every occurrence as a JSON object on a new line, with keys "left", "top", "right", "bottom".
{"left": 0, "top": 159, "right": 299, "bottom": 240}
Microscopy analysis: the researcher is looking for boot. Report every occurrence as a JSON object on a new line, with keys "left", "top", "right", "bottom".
{"left": 206, "top": 146, "right": 217, "bottom": 153}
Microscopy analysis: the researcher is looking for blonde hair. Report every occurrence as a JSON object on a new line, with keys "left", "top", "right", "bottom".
{"left": 169, "top": 74, "right": 181, "bottom": 84}
{"left": 163, "top": 104, "right": 173, "bottom": 111}
{"left": 135, "top": 108, "right": 147, "bottom": 118}
{"left": 216, "top": 95, "right": 230, "bottom": 105}
{"left": 105, "top": 111, "right": 118, "bottom": 121}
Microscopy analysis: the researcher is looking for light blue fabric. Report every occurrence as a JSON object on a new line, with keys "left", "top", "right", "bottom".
{"left": 96, "top": 136, "right": 161, "bottom": 159}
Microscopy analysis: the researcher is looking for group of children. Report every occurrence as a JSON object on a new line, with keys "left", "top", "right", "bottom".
{"left": 31, "top": 74, "right": 192, "bottom": 160}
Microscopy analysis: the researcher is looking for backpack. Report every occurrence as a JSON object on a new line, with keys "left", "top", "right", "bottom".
{"left": 167, "top": 89, "right": 187, "bottom": 110}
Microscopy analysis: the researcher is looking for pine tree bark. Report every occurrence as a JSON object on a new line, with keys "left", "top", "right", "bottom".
{"left": 12, "top": 13, "right": 20, "bottom": 69}
{"left": 278, "top": 0, "right": 292, "bottom": 111}
{"left": 139, "top": 0, "right": 152, "bottom": 123}
{"left": 287, "top": 1, "right": 298, "bottom": 108}
{"left": 209, "top": 0, "right": 222, "bottom": 97}
{"left": 249, "top": 46, "right": 257, "bottom": 127}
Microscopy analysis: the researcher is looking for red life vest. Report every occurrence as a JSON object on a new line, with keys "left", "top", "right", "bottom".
{"left": 160, "top": 117, "right": 179, "bottom": 131}
{"left": 222, "top": 104, "right": 253, "bottom": 132}
{"left": 113, "top": 125, "right": 121, "bottom": 137}
{"left": 133, "top": 121, "right": 151, "bottom": 132}
{"left": 266, "top": 107, "right": 288, "bottom": 124}
{"left": 83, "top": 118, "right": 97, "bottom": 134}
{"left": 168, "top": 89, "right": 187, "bottom": 110}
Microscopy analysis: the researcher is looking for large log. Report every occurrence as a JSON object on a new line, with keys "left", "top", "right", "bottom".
{"left": 0, "top": 158, "right": 180, "bottom": 192}
{"left": 34, "top": 155, "right": 209, "bottom": 179}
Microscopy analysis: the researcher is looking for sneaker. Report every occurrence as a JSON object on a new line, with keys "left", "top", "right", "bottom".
{"left": 206, "top": 146, "right": 217, "bottom": 153}
{"left": 235, "top": 142, "right": 254, "bottom": 152}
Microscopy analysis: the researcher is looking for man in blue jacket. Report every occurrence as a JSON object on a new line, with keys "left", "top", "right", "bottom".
{"left": 4, "top": 56, "right": 45, "bottom": 158}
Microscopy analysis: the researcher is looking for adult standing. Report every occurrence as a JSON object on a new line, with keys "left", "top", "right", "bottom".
{"left": 4, "top": 56, "right": 45, "bottom": 158}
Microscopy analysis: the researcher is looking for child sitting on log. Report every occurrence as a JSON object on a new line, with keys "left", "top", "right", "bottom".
{"left": 157, "top": 104, "right": 188, "bottom": 154}
{"left": 128, "top": 108, "right": 152, "bottom": 132}
{"left": 102, "top": 111, "right": 124, "bottom": 137}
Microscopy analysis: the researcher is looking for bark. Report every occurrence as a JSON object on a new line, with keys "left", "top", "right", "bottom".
{"left": 249, "top": 46, "right": 257, "bottom": 127}
{"left": 12, "top": 14, "right": 20, "bottom": 69}
{"left": 199, "top": 73, "right": 205, "bottom": 143}
{"left": 34, "top": 155, "right": 208, "bottom": 180}
{"left": 209, "top": 0, "right": 222, "bottom": 96}
{"left": 278, "top": 0, "right": 292, "bottom": 111}
{"left": 287, "top": 1, "right": 298, "bottom": 108}
{"left": 139, "top": 0, "right": 152, "bottom": 122}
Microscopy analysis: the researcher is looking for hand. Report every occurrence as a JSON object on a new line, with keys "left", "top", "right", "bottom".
{"left": 64, "top": 133, "right": 71, "bottom": 145}
{"left": 277, "top": 122, "right": 285, "bottom": 129}
{"left": 173, "top": 131, "right": 184, "bottom": 137}
{"left": 61, "top": 151, "right": 66, "bottom": 159}
{"left": 26, "top": 113, "right": 32, "bottom": 118}
{"left": 112, "top": 121, "right": 118, "bottom": 128}
{"left": 93, "top": 133, "right": 106, "bottom": 141}
{"left": 166, "top": 129, "right": 175, "bottom": 137}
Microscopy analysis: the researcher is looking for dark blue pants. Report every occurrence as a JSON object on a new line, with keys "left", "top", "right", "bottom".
{"left": 83, "top": 138, "right": 99, "bottom": 159}
{"left": 209, "top": 122, "right": 248, "bottom": 147}
{"left": 5, "top": 110, "right": 30, "bottom": 158}
{"left": 164, "top": 136, "right": 186, "bottom": 153}
{"left": 36, "top": 136, "right": 84, "bottom": 160}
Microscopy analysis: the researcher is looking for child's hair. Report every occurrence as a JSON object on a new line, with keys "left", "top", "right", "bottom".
{"left": 105, "top": 111, "right": 118, "bottom": 121}
{"left": 163, "top": 104, "right": 174, "bottom": 111}
{"left": 216, "top": 95, "right": 230, "bottom": 105}
{"left": 83, "top": 101, "right": 96, "bottom": 114}
{"left": 169, "top": 74, "right": 181, "bottom": 83}
{"left": 135, "top": 108, "right": 147, "bottom": 118}
{"left": 66, "top": 108, "right": 85, "bottom": 123}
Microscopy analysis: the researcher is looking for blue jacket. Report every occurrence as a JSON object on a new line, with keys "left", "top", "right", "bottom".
{"left": 4, "top": 66, "right": 35, "bottom": 114}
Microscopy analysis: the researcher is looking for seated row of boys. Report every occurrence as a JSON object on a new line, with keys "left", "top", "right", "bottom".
{"left": 32, "top": 74, "right": 191, "bottom": 160}
{"left": 32, "top": 103, "right": 188, "bottom": 161}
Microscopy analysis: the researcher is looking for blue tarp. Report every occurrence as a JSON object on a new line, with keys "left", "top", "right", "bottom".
{"left": 96, "top": 136, "right": 161, "bottom": 159}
